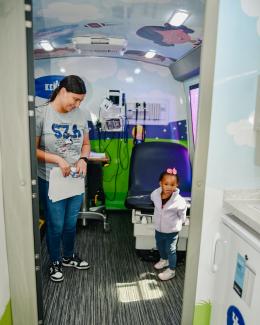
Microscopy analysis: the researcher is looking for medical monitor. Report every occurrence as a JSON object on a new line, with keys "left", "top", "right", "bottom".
{"left": 109, "top": 90, "right": 120, "bottom": 106}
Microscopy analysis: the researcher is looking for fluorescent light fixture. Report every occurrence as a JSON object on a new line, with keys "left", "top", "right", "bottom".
{"left": 125, "top": 76, "right": 134, "bottom": 83}
{"left": 39, "top": 40, "right": 54, "bottom": 51}
{"left": 145, "top": 51, "right": 156, "bottom": 59}
{"left": 168, "top": 10, "right": 190, "bottom": 27}
{"left": 134, "top": 68, "right": 141, "bottom": 74}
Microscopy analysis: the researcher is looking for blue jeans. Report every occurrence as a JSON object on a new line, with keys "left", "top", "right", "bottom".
{"left": 38, "top": 177, "right": 83, "bottom": 262}
{"left": 155, "top": 230, "right": 179, "bottom": 270}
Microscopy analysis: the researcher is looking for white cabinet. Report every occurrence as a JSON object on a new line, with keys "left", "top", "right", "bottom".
{"left": 131, "top": 209, "right": 189, "bottom": 251}
{"left": 211, "top": 214, "right": 260, "bottom": 325}
{"left": 134, "top": 223, "right": 189, "bottom": 251}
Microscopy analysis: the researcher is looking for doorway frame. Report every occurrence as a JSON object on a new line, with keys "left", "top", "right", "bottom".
{"left": 181, "top": 0, "right": 220, "bottom": 324}
{"left": 0, "top": 0, "right": 42, "bottom": 324}
{"left": 0, "top": 0, "right": 221, "bottom": 324}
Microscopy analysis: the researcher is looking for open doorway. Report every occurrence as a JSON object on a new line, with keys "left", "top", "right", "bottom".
{"left": 34, "top": 59, "right": 192, "bottom": 325}
{"left": 30, "top": 0, "right": 206, "bottom": 324}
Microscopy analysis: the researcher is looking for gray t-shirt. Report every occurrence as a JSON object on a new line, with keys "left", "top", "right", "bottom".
{"left": 36, "top": 104, "right": 89, "bottom": 181}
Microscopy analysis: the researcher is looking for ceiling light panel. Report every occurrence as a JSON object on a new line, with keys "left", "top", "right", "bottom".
{"left": 39, "top": 40, "right": 54, "bottom": 51}
{"left": 168, "top": 10, "right": 190, "bottom": 27}
{"left": 145, "top": 51, "right": 156, "bottom": 59}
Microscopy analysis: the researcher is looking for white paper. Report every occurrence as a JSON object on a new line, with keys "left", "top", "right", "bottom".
{"left": 48, "top": 167, "right": 85, "bottom": 202}
{"left": 90, "top": 151, "right": 106, "bottom": 159}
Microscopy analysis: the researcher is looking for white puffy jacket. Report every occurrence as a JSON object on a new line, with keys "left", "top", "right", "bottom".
{"left": 151, "top": 187, "right": 187, "bottom": 233}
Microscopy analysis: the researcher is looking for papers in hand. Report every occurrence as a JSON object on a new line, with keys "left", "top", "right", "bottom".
{"left": 90, "top": 151, "right": 106, "bottom": 159}
{"left": 48, "top": 167, "right": 85, "bottom": 202}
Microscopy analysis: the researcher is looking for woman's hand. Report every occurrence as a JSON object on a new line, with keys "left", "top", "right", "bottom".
{"left": 76, "top": 159, "right": 87, "bottom": 177}
{"left": 57, "top": 157, "right": 71, "bottom": 177}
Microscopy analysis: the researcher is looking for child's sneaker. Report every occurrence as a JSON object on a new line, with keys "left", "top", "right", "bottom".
{"left": 158, "top": 268, "right": 175, "bottom": 281}
{"left": 50, "top": 261, "right": 64, "bottom": 282}
{"left": 154, "top": 259, "right": 169, "bottom": 270}
{"left": 62, "top": 254, "right": 90, "bottom": 270}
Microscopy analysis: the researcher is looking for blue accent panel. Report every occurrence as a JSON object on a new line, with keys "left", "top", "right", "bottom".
{"left": 35, "top": 75, "right": 64, "bottom": 99}
{"left": 87, "top": 120, "right": 187, "bottom": 141}
{"left": 227, "top": 305, "right": 245, "bottom": 325}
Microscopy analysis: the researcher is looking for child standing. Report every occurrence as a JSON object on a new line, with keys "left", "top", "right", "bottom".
{"left": 151, "top": 168, "right": 187, "bottom": 281}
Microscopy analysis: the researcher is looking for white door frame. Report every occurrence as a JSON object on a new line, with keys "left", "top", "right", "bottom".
{"left": 181, "top": 0, "right": 220, "bottom": 324}
{"left": 0, "top": 0, "right": 40, "bottom": 324}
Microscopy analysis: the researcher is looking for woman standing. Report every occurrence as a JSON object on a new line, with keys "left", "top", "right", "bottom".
{"left": 36, "top": 75, "right": 90, "bottom": 282}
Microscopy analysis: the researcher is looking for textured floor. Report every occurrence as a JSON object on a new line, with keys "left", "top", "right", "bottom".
{"left": 42, "top": 211, "right": 185, "bottom": 325}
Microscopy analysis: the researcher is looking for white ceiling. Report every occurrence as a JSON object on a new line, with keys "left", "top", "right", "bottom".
{"left": 33, "top": 0, "right": 205, "bottom": 66}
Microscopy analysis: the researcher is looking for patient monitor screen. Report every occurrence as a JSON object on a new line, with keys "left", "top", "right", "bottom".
{"left": 109, "top": 90, "right": 120, "bottom": 106}
{"left": 109, "top": 95, "right": 120, "bottom": 105}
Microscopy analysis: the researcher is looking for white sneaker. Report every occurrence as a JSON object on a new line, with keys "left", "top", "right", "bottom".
{"left": 62, "top": 254, "right": 90, "bottom": 270}
{"left": 158, "top": 268, "right": 175, "bottom": 281}
{"left": 50, "top": 261, "right": 64, "bottom": 282}
{"left": 154, "top": 259, "right": 169, "bottom": 270}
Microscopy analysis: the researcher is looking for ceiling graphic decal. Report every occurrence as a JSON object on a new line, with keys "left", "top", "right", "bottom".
{"left": 136, "top": 24, "right": 201, "bottom": 47}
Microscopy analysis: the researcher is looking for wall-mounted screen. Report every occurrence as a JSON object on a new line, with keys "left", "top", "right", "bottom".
{"left": 189, "top": 83, "right": 199, "bottom": 143}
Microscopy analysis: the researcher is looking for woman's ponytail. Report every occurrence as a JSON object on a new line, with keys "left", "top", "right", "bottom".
{"left": 47, "top": 75, "right": 86, "bottom": 103}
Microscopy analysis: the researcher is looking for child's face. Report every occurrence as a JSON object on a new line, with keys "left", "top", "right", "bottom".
{"left": 160, "top": 174, "right": 178, "bottom": 197}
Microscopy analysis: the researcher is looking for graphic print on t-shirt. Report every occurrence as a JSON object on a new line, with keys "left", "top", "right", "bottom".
{"left": 52, "top": 123, "right": 82, "bottom": 139}
{"left": 51, "top": 123, "right": 82, "bottom": 157}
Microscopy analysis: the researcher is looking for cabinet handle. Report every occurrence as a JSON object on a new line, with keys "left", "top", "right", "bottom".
{"left": 211, "top": 233, "right": 221, "bottom": 273}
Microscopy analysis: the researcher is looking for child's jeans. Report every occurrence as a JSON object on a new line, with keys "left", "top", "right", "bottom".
{"left": 155, "top": 230, "right": 179, "bottom": 270}
{"left": 38, "top": 177, "right": 83, "bottom": 262}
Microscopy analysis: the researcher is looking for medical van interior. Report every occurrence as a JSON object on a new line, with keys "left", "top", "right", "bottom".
{"left": 1, "top": 0, "right": 260, "bottom": 324}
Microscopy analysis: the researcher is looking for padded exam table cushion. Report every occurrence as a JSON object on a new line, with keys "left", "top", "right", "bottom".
{"left": 125, "top": 142, "right": 192, "bottom": 211}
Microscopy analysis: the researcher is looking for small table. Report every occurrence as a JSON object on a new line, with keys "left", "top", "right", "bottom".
{"left": 78, "top": 156, "right": 110, "bottom": 232}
